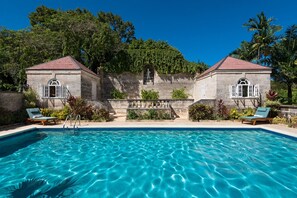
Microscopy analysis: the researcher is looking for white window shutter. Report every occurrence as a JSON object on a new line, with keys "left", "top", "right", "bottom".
{"left": 56, "top": 86, "right": 62, "bottom": 98}
{"left": 248, "top": 85, "right": 253, "bottom": 97}
{"left": 254, "top": 84, "right": 260, "bottom": 97}
{"left": 43, "top": 85, "right": 49, "bottom": 98}
{"left": 230, "top": 85, "right": 236, "bottom": 98}
{"left": 62, "top": 86, "right": 67, "bottom": 98}
{"left": 237, "top": 85, "right": 243, "bottom": 97}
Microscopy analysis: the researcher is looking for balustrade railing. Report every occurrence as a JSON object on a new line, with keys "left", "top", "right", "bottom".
{"left": 127, "top": 99, "right": 171, "bottom": 109}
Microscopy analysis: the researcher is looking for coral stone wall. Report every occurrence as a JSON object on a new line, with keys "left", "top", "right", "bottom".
{"left": 195, "top": 70, "right": 271, "bottom": 108}
{"left": 216, "top": 71, "right": 271, "bottom": 108}
{"left": 103, "top": 72, "right": 195, "bottom": 99}
{"left": 81, "top": 71, "right": 101, "bottom": 101}
{"left": 26, "top": 70, "right": 82, "bottom": 108}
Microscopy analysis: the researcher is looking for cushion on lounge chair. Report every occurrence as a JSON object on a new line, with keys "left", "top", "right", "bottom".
{"left": 33, "top": 115, "right": 43, "bottom": 118}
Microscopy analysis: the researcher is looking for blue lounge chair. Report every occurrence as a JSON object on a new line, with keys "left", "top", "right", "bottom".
{"left": 241, "top": 107, "right": 272, "bottom": 125}
{"left": 26, "top": 108, "right": 57, "bottom": 125}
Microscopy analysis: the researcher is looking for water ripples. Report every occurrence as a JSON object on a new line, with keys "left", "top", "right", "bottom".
{"left": 0, "top": 128, "right": 296, "bottom": 197}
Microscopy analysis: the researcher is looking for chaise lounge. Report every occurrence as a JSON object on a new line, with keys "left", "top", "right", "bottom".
{"left": 26, "top": 108, "right": 57, "bottom": 126}
{"left": 241, "top": 107, "right": 272, "bottom": 125}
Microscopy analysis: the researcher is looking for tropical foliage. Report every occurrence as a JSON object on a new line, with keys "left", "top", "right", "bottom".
{"left": 231, "top": 12, "right": 297, "bottom": 104}
{"left": 0, "top": 6, "right": 207, "bottom": 91}
{"left": 270, "top": 25, "right": 297, "bottom": 104}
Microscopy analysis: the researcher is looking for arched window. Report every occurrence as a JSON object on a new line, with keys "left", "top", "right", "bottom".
{"left": 48, "top": 79, "right": 61, "bottom": 97}
{"left": 237, "top": 78, "right": 250, "bottom": 97}
{"left": 43, "top": 79, "right": 66, "bottom": 98}
{"left": 230, "top": 78, "right": 259, "bottom": 98}
{"left": 143, "top": 66, "right": 154, "bottom": 85}
{"left": 237, "top": 78, "right": 250, "bottom": 85}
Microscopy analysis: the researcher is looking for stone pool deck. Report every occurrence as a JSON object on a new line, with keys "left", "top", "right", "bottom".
{"left": 1, "top": 116, "right": 296, "bottom": 139}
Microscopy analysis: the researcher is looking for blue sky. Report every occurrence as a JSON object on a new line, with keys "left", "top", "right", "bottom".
{"left": 0, "top": 0, "right": 296, "bottom": 65}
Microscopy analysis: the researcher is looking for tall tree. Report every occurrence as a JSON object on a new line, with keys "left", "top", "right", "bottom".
{"left": 98, "top": 12, "right": 135, "bottom": 43}
{"left": 243, "top": 12, "right": 282, "bottom": 63}
{"left": 230, "top": 41, "right": 256, "bottom": 61}
{"left": 270, "top": 25, "right": 297, "bottom": 104}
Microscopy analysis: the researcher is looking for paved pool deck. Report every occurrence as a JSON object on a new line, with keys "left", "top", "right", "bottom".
{"left": 1, "top": 117, "right": 296, "bottom": 139}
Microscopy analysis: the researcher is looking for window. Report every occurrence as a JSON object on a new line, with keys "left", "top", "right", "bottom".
{"left": 237, "top": 78, "right": 249, "bottom": 97}
{"left": 229, "top": 78, "right": 260, "bottom": 98}
{"left": 43, "top": 79, "right": 67, "bottom": 98}
{"left": 143, "top": 66, "right": 154, "bottom": 85}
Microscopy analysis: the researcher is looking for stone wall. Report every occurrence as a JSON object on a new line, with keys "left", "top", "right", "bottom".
{"left": 0, "top": 92, "right": 24, "bottom": 112}
{"left": 26, "top": 70, "right": 82, "bottom": 108}
{"left": 216, "top": 71, "right": 270, "bottom": 108}
{"left": 194, "top": 75, "right": 217, "bottom": 100}
{"left": 103, "top": 72, "right": 195, "bottom": 99}
{"left": 81, "top": 71, "right": 101, "bottom": 101}
{"left": 280, "top": 105, "right": 297, "bottom": 116}
{"left": 195, "top": 70, "right": 271, "bottom": 109}
{"left": 104, "top": 99, "right": 194, "bottom": 117}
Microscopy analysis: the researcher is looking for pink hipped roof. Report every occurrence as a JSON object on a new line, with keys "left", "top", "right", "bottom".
{"left": 198, "top": 56, "right": 271, "bottom": 78}
{"left": 26, "top": 56, "right": 98, "bottom": 77}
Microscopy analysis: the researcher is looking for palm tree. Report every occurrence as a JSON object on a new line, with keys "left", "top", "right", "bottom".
{"left": 244, "top": 12, "right": 282, "bottom": 63}
{"left": 230, "top": 41, "right": 256, "bottom": 61}
{"left": 270, "top": 25, "right": 297, "bottom": 104}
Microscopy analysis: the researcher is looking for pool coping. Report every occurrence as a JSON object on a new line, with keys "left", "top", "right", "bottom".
{"left": 1, "top": 121, "right": 296, "bottom": 139}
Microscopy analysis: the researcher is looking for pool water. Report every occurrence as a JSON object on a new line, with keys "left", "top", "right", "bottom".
{"left": 0, "top": 128, "right": 296, "bottom": 197}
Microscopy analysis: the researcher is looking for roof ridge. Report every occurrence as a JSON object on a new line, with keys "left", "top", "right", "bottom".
{"left": 215, "top": 56, "right": 228, "bottom": 70}
{"left": 67, "top": 56, "right": 82, "bottom": 70}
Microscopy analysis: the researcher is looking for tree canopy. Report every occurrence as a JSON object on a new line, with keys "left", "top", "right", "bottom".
{"left": 231, "top": 12, "right": 297, "bottom": 104}
{"left": 0, "top": 6, "right": 206, "bottom": 91}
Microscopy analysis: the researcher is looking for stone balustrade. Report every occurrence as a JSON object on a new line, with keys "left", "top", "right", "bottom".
{"left": 127, "top": 99, "right": 171, "bottom": 109}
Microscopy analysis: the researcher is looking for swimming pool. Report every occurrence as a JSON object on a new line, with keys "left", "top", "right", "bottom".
{"left": 0, "top": 128, "right": 296, "bottom": 197}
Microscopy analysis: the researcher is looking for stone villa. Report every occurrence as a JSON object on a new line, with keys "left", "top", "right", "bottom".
{"left": 26, "top": 56, "right": 271, "bottom": 111}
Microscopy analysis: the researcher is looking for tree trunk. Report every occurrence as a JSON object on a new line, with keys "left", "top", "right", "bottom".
{"left": 287, "top": 83, "right": 292, "bottom": 104}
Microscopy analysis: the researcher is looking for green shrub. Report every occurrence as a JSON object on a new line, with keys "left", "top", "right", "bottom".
{"left": 126, "top": 109, "right": 172, "bottom": 120}
{"left": 264, "top": 100, "right": 281, "bottom": 118}
{"left": 127, "top": 110, "right": 139, "bottom": 120}
{"left": 40, "top": 108, "right": 54, "bottom": 117}
{"left": 141, "top": 89, "right": 159, "bottom": 100}
{"left": 23, "top": 88, "right": 39, "bottom": 108}
{"left": 51, "top": 105, "right": 71, "bottom": 120}
{"left": 92, "top": 108, "right": 110, "bottom": 122}
{"left": 272, "top": 116, "right": 287, "bottom": 124}
{"left": 171, "top": 88, "right": 188, "bottom": 99}
{"left": 242, "top": 107, "right": 255, "bottom": 117}
{"left": 147, "top": 109, "right": 158, "bottom": 120}
{"left": 189, "top": 104, "right": 214, "bottom": 121}
{"left": 111, "top": 89, "right": 127, "bottom": 99}
{"left": 290, "top": 116, "right": 297, "bottom": 128}
{"left": 0, "top": 107, "right": 27, "bottom": 126}
{"left": 229, "top": 108, "right": 241, "bottom": 120}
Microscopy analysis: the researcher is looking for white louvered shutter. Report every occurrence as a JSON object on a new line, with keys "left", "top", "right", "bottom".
{"left": 230, "top": 85, "right": 236, "bottom": 98}
{"left": 254, "top": 84, "right": 260, "bottom": 97}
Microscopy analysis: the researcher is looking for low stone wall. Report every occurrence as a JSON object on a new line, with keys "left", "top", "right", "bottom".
{"left": 104, "top": 99, "right": 194, "bottom": 117}
{"left": 0, "top": 92, "right": 24, "bottom": 112}
{"left": 280, "top": 105, "right": 297, "bottom": 116}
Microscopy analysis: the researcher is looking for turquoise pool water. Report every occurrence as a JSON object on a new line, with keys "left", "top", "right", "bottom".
{"left": 0, "top": 128, "right": 296, "bottom": 197}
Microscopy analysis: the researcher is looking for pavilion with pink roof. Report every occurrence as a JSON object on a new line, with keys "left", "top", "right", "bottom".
{"left": 26, "top": 56, "right": 101, "bottom": 108}
{"left": 194, "top": 56, "right": 271, "bottom": 108}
